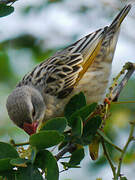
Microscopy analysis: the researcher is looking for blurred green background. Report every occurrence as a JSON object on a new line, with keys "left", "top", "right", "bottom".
{"left": 0, "top": 0, "right": 135, "bottom": 179}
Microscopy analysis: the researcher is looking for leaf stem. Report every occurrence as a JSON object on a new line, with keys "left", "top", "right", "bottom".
{"left": 116, "top": 122, "right": 135, "bottom": 179}
{"left": 97, "top": 130, "right": 123, "bottom": 152}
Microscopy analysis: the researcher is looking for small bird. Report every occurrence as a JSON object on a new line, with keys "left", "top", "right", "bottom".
{"left": 6, "top": 4, "right": 131, "bottom": 135}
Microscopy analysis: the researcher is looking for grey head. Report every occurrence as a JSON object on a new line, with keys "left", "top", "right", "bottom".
{"left": 6, "top": 86, "right": 45, "bottom": 133}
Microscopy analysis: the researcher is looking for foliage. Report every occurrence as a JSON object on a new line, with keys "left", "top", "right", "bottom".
{"left": 0, "top": 92, "right": 102, "bottom": 180}
{"left": 0, "top": 88, "right": 135, "bottom": 180}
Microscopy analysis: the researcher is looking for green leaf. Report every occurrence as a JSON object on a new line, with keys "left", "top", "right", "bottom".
{"left": 64, "top": 92, "right": 86, "bottom": 118}
{"left": 0, "top": 4, "right": 14, "bottom": 17}
{"left": 71, "top": 116, "right": 83, "bottom": 137}
{"left": 34, "top": 150, "right": 46, "bottom": 169}
{"left": 0, "top": 158, "right": 13, "bottom": 172}
{"left": 69, "top": 148, "right": 85, "bottom": 165}
{"left": 35, "top": 150, "right": 59, "bottom": 180}
{"left": 81, "top": 116, "right": 102, "bottom": 145}
{"left": 68, "top": 103, "right": 97, "bottom": 126}
{"left": 40, "top": 117, "right": 67, "bottom": 133}
{"left": 83, "top": 116, "right": 102, "bottom": 137}
{"left": 15, "top": 164, "right": 43, "bottom": 180}
{"left": 29, "top": 130, "right": 64, "bottom": 149}
{"left": 0, "top": 142, "right": 19, "bottom": 159}
{"left": 0, "top": 142, "right": 19, "bottom": 172}
{"left": 89, "top": 136, "right": 100, "bottom": 160}
{"left": 10, "top": 158, "right": 30, "bottom": 167}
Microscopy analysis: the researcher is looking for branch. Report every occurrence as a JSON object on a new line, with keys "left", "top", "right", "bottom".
{"left": 112, "top": 62, "right": 135, "bottom": 101}
{"left": 116, "top": 122, "right": 135, "bottom": 179}
{"left": 55, "top": 143, "right": 76, "bottom": 161}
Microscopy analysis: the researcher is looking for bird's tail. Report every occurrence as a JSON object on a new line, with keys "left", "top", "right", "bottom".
{"left": 109, "top": 4, "right": 131, "bottom": 29}
{"left": 67, "top": 4, "right": 131, "bottom": 85}
{"left": 97, "top": 4, "right": 131, "bottom": 58}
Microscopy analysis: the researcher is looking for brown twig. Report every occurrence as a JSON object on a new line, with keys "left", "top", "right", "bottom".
{"left": 55, "top": 143, "right": 76, "bottom": 161}
{"left": 112, "top": 62, "right": 135, "bottom": 101}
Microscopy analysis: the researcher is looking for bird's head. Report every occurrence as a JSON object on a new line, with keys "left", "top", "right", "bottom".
{"left": 6, "top": 86, "right": 45, "bottom": 135}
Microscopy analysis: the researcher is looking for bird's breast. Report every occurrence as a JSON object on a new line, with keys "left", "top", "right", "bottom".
{"left": 75, "top": 59, "right": 112, "bottom": 104}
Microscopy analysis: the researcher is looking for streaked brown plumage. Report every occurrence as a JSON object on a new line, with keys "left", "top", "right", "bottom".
{"left": 6, "top": 4, "right": 131, "bottom": 135}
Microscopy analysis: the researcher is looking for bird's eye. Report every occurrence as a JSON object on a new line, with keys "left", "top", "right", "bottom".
{"left": 32, "top": 105, "right": 36, "bottom": 118}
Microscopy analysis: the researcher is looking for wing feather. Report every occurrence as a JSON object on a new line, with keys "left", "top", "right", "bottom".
{"left": 17, "top": 28, "right": 106, "bottom": 98}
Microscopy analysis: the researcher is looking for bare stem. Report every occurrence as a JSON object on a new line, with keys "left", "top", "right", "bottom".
{"left": 101, "top": 140, "right": 116, "bottom": 178}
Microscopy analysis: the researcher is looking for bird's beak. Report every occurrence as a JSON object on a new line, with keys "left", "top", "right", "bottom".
{"left": 23, "top": 121, "right": 39, "bottom": 135}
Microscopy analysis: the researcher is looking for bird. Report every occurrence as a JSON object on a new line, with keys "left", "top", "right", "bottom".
{"left": 6, "top": 4, "right": 131, "bottom": 135}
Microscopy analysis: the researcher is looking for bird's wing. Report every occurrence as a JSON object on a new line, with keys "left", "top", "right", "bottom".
{"left": 18, "top": 28, "right": 106, "bottom": 98}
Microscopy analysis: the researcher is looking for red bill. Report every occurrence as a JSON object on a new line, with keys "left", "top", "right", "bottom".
{"left": 23, "top": 121, "right": 39, "bottom": 135}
